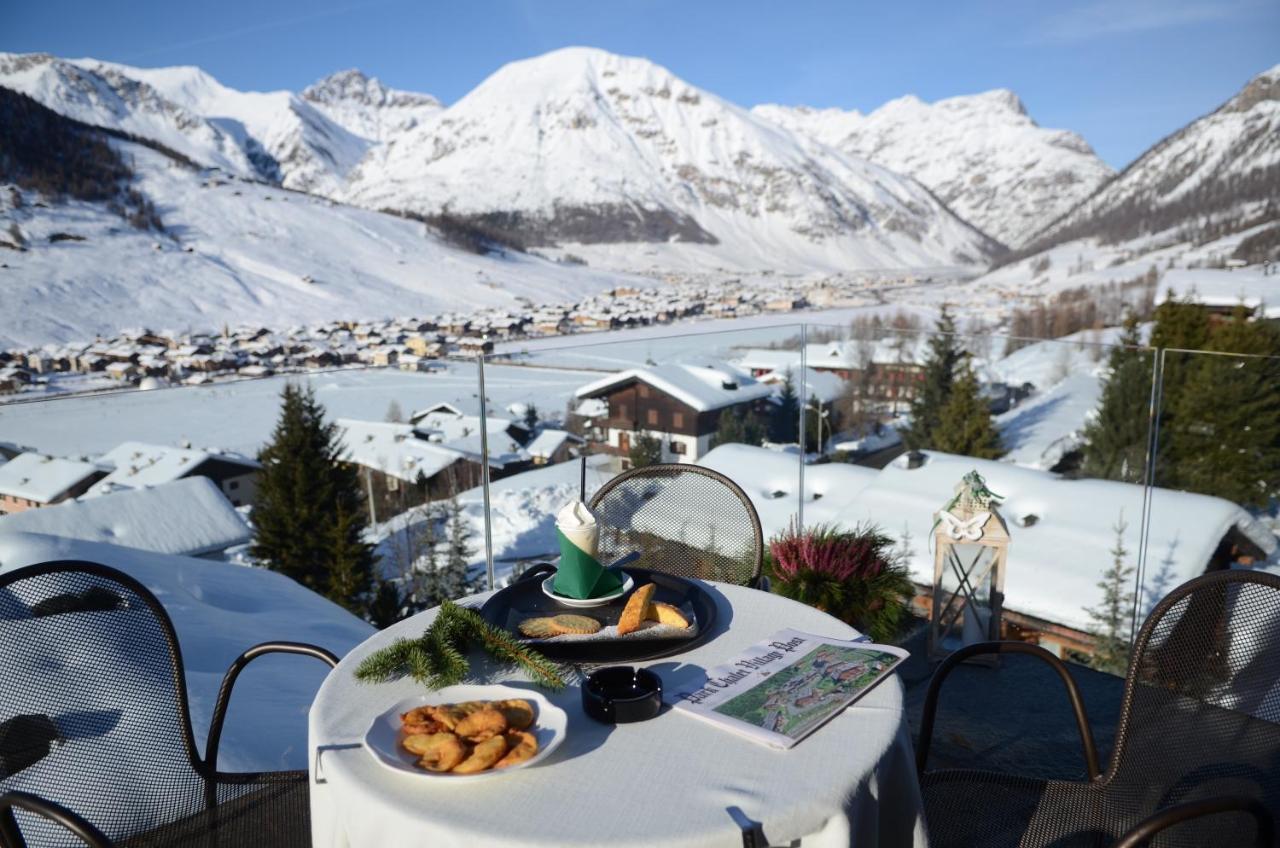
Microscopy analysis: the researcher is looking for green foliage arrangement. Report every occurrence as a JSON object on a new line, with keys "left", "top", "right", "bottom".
{"left": 628, "top": 431, "right": 664, "bottom": 467}
{"left": 767, "top": 521, "right": 915, "bottom": 643}
{"left": 354, "top": 601, "right": 566, "bottom": 690}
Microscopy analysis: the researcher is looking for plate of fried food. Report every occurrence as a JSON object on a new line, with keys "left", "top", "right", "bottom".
{"left": 363, "top": 685, "right": 567, "bottom": 781}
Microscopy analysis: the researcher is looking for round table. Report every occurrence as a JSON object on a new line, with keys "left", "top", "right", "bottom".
{"left": 309, "top": 582, "right": 929, "bottom": 848}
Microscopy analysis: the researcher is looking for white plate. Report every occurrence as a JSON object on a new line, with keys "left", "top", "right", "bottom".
{"left": 363, "top": 685, "right": 567, "bottom": 782}
{"left": 540, "top": 572, "right": 635, "bottom": 608}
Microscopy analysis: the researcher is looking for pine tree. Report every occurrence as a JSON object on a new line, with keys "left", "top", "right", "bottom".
{"left": 628, "top": 432, "right": 663, "bottom": 467}
{"left": 251, "top": 384, "right": 378, "bottom": 615}
{"left": 931, "top": 362, "right": 1003, "bottom": 458}
{"left": 770, "top": 372, "right": 799, "bottom": 443}
{"left": 1165, "top": 309, "right": 1280, "bottom": 508}
{"left": 425, "top": 497, "right": 477, "bottom": 603}
{"left": 1082, "top": 315, "right": 1153, "bottom": 483}
{"left": 523, "top": 403, "right": 539, "bottom": 431}
{"left": 385, "top": 400, "right": 404, "bottom": 423}
{"left": 711, "top": 409, "right": 745, "bottom": 448}
{"left": 1085, "top": 516, "right": 1136, "bottom": 676}
{"left": 902, "top": 305, "right": 963, "bottom": 450}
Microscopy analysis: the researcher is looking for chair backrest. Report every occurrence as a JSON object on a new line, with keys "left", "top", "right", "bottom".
{"left": 0, "top": 561, "right": 207, "bottom": 846}
{"left": 1103, "top": 569, "right": 1280, "bottom": 846}
{"left": 588, "top": 464, "right": 763, "bottom": 586}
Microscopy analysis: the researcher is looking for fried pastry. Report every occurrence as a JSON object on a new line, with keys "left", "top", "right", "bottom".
{"left": 549, "top": 614, "right": 602, "bottom": 635}
{"left": 454, "top": 708, "right": 508, "bottom": 741}
{"left": 400, "top": 706, "right": 444, "bottom": 735}
{"left": 451, "top": 735, "right": 509, "bottom": 774}
{"left": 495, "top": 698, "right": 535, "bottom": 730}
{"left": 494, "top": 730, "right": 538, "bottom": 769}
{"left": 406, "top": 732, "right": 467, "bottom": 772}
{"left": 646, "top": 601, "right": 690, "bottom": 629}
{"left": 617, "top": 582, "right": 657, "bottom": 635}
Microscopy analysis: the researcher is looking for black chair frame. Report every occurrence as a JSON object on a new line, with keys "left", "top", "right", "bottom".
{"left": 588, "top": 463, "right": 766, "bottom": 588}
{"left": 917, "top": 568, "right": 1280, "bottom": 847}
{"left": 0, "top": 560, "right": 339, "bottom": 848}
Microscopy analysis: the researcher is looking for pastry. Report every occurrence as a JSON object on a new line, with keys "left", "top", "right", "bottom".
{"left": 452, "top": 734, "right": 509, "bottom": 774}
{"left": 454, "top": 708, "right": 508, "bottom": 741}
{"left": 617, "top": 583, "right": 657, "bottom": 635}
{"left": 495, "top": 699, "right": 535, "bottom": 730}
{"left": 646, "top": 601, "right": 690, "bottom": 629}
{"left": 549, "top": 614, "right": 602, "bottom": 635}
{"left": 517, "top": 617, "right": 559, "bottom": 638}
{"left": 494, "top": 730, "right": 538, "bottom": 769}
{"left": 406, "top": 732, "right": 466, "bottom": 772}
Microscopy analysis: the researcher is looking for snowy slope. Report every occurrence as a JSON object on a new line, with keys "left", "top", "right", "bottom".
{"left": 344, "top": 47, "right": 1000, "bottom": 273}
{"left": 0, "top": 135, "right": 637, "bottom": 347}
{"left": 0, "top": 53, "right": 261, "bottom": 177}
{"left": 1024, "top": 64, "right": 1280, "bottom": 252}
{"left": 754, "top": 90, "right": 1114, "bottom": 248}
{"left": 302, "top": 69, "right": 442, "bottom": 142}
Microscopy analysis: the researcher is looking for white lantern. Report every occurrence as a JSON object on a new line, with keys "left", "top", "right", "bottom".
{"left": 929, "top": 471, "right": 1010, "bottom": 662}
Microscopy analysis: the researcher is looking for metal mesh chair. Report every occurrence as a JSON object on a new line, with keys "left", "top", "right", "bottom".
{"left": 0, "top": 561, "right": 338, "bottom": 848}
{"left": 917, "top": 568, "right": 1280, "bottom": 847}
{"left": 588, "top": 464, "right": 764, "bottom": 587}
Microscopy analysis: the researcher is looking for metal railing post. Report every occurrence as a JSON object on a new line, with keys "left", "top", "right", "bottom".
{"left": 797, "top": 324, "right": 807, "bottom": 531}
{"left": 1132, "top": 346, "right": 1165, "bottom": 643}
{"left": 476, "top": 355, "right": 496, "bottom": 591}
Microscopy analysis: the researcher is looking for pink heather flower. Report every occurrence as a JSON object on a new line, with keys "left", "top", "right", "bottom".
{"left": 769, "top": 521, "right": 890, "bottom": 581}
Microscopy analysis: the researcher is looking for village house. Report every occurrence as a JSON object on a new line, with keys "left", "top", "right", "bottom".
{"left": 526, "top": 429, "right": 585, "bottom": 466}
{"left": 574, "top": 360, "right": 774, "bottom": 465}
{"left": 0, "top": 453, "right": 107, "bottom": 514}
{"left": 336, "top": 419, "right": 484, "bottom": 519}
{"left": 87, "top": 441, "right": 262, "bottom": 507}
{"left": 456, "top": 337, "right": 495, "bottom": 357}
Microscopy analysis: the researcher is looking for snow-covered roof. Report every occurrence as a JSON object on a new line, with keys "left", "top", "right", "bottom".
{"left": 0, "top": 477, "right": 250, "bottom": 556}
{"left": 575, "top": 360, "right": 772, "bottom": 412}
{"left": 0, "top": 452, "right": 103, "bottom": 503}
{"left": 757, "top": 366, "right": 844, "bottom": 404}
{"left": 574, "top": 398, "right": 609, "bottom": 418}
{"left": 409, "top": 402, "right": 513, "bottom": 442}
{"left": 0, "top": 531, "right": 373, "bottom": 788}
{"left": 697, "top": 446, "right": 1278, "bottom": 632}
{"left": 337, "top": 418, "right": 467, "bottom": 483}
{"left": 1157, "top": 269, "right": 1280, "bottom": 318}
{"left": 526, "top": 429, "right": 581, "bottom": 460}
{"left": 88, "top": 441, "right": 259, "bottom": 496}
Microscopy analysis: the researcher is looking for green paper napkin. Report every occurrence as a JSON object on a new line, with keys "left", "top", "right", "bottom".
{"left": 553, "top": 528, "right": 625, "bottom": 599}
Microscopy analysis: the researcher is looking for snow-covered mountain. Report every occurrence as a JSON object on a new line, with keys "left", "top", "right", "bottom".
{"left": 302, "top": 69, "right": 442, "bottom": 142}
{"left": 0, "top": 90, "right": 635, "bottom": 348}
{"left": 0, "top": 53, "right": 262, "bottom": 177}
{"left": 754, "top": 90, "right": 1114, "bottom": 248}
{"left": 343, "top": 47, "right": 1000, "bottom": 273}
{"left": 1024, "top": 63, "right": 1279, "bottom": 252}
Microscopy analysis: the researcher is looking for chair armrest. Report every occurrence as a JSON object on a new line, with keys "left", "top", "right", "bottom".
{"left": 204, "top": 642, "right": 339, "bottom": 772}
{"left": 0, "top": 791, "right": 112, "bottom": 848}
{"left": 916, "top": 641, "right": 1101, "bottom": 780}
{"left": 1112, "top": 795, "right": 1273, "bottom": 848}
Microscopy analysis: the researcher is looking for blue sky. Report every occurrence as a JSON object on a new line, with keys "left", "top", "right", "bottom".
{"left": 6, "top": 0, "right": 1277, "bottom": 168}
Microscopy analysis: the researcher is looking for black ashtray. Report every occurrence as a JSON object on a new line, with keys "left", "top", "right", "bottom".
{"left": 582, "top": 666, "right": 663, "bottom": 724}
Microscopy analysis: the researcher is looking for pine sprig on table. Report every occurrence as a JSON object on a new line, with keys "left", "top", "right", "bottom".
{"left": 354, "top": 601, "right": 566, "bottom": 690}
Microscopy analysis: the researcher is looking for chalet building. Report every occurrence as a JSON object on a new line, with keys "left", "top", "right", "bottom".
{"left": 0, "top": 453, "right": 107, "bottom": 514}
{"left": 87, "top": 441, "right": 262, "bottom": 507}
{"left": 574, "top": 361, "right": 774, "bottom": 465}
{"left": 405, "top": 335, "right": 444, "bottom": 358}
{"left": 337, "top": 419, "right": 485, "bottom": 519}
{"left": 526, "top": 429, "right": 585, "bottom": 466}
{"left": 456, "top": 337, "right": 495, "bottom": 357}
{"left": 738, "top": 340, "right": 928, "bottom": 414}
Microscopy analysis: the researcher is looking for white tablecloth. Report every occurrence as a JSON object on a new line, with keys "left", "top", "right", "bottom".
{"left": 309, "top": 583, "right": 929, "bottom": 848}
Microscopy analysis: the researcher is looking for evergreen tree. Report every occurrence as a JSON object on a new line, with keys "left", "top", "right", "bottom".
{"left": 902, "top": 305, "right": 963, "bottom": 450}
{"left": 770, "top": 372, "right": 800, "bottom": 443}
{"left": 1082, "top": 315, "right": 1154, "bottom": 483}
{"left": 1165, "top": 309, "right": 1280, "bottom": 508}
{"left": 251, "top": 384, "right": 378, "bottom": 615}
{"left": 742, "top": 411, "right": 766, "bottom": 447}
{"left": 523, "top": 403, "right": 539, "bottom": 431}
{"left": 931, "top": 362, "right": 1003, "bottom": 458}
{"left": 628, "top": 432, "right": 663, "bottom": 468}
{"left": 1085, "top": 516, "right": 1136, "bottom": 676}
{"left": 419, "top": 500, "right": 477, "bottom": 605}
{"left": 385, "top": 400, "right": 404, "bottom": 423}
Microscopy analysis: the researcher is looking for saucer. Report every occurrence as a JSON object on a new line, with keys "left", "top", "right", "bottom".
{"left": 541, "top": 572, "right": 635, "bottom": 608}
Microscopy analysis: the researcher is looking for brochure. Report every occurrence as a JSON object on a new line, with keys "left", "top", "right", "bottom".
{"left": 666, "top": 628, "right": 908, "bottom": 749}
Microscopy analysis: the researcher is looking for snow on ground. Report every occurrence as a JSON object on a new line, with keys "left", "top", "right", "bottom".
{"left": 0, "top": 139, "right": 641, "bottom": 349}
{"left": 0, "top": 532, "right": 373, "bottom": 783}
{"left": 698, "top": 446, "right": 1276, "bottom": 632}
{"left": 996, "top": 373, "right": 1102, "bottom": 470}
{"left": 0, "top": 477, "right": 249, "bottom": 556}
{"left": 0, "top": 364, "right": 598, "bottom": 459}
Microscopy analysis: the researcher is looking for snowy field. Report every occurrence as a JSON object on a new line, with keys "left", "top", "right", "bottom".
{"left": 0, "top": 364, "right": 598, "bottom": 459}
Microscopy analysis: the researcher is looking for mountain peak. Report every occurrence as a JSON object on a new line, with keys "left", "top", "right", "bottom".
{"left": 303, "top": 68, "right": 439, "bottom": 110}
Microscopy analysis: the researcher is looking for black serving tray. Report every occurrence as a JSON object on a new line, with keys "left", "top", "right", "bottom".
{"left": 479, "top": 564, "right": 718, "bottom": 663}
